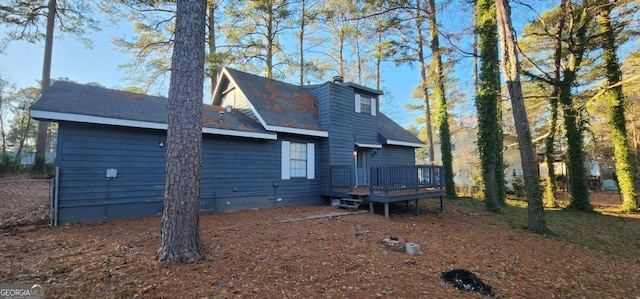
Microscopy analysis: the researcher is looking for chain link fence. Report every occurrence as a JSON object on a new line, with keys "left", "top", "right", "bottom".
{"left": 0, "top": 178, "right": 52, "bottom": 228}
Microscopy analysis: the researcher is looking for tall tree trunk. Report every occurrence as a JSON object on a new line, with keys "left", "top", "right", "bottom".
{"left": 13, "top": 112, "right": 33, "bottom": 167}
{"left": 207, "top": 3, "right": 217, "bottom": 95}
{"left": 415, "top": 0, "right": 434, "bottom": 162}
{"left": 339, "top": 32, "right": 345, "bottom": 77}
{"left": 157, "top": 0, "right": 206, "bottom": 263}
{"left": 473, "top": 0, "right": 479, "bottom": 97}
{"left": 376, "top": 33, "right": 382, "bottom": 90}
{"left": 496, "top": 84, "right": 506, "bottom": 205}
{"left": 299, "top": 0, "right": 306, "bottom": 86}
{"left": 496, "top": 0, "right": 547, "bottom": 232}
{"left": 427, "top": 0, "right": 456, "bottom": 198}
{"left": 0, "top": 80, "right": 7, "bottom": 156}
{"left": 355, "top": 38, "right": 362, "bottom": 84}
{"left": 266, "top": 12, "right": 274, "bottom": 79}
{"left": 597, "top": 2, "right": 638, "bottom": 211}
{"left": 35, "top": 0, "right": 56, "bottom": 171}
{"left": 544, "top": 0, "right": 568, "bottom": 208}
{"left": 475, "top": 0, "right": 501, "bottom": 212}
{"left": 563, "top": 3, "right": 591, "bottom": 211}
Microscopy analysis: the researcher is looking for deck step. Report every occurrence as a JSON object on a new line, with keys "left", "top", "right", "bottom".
{"left": 336, "top": 197, "right": 363, "bottom": 210}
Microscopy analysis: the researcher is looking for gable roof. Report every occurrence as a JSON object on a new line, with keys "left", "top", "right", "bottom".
{"left": 30, "top": 81, "right": 277, "bottom": 140}
{"left": 212, "top": 68, "right": 328, "bottom": 137}
{"left": 378, "top": 113, "right": 424, "bottom": 148}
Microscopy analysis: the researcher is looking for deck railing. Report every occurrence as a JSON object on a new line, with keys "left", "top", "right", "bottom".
{"left": 329, "top": 165, "right": 353, "bottom": 191}
{"left": 329, "top": 164, "right": 445, "bottom": 193}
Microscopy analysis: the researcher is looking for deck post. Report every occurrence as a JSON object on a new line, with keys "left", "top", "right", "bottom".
{"left": 384, "top": 203, "right": 389, "bottom": 218}
{"left": 440, "top": 196, "right": 444, "bottom": 212}
{"left": 369, "top": 201, "right": 374, "bottom": 213}
{"left": 414, "top": 199, "right": 420, "bottom": 216}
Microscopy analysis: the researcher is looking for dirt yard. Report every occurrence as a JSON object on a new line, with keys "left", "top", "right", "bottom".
{"left": 1, "top": 196, "right": 639, "bottom": 298}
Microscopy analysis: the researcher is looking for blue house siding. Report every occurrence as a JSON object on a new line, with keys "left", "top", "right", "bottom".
{"left": 370, "top": 145, "right": 416, "bottom": 165}
{"left": 353, "top": 90, "right": 381, "bottom": 143}
{"left": 327, "top": 83, "right": 356, "bottom": 165}
{"left": 55, "top": 123, "right": 166, "bottom": 223}
{"left": 305, "top": 83, "right": 331, "bottom": 190}
{"left": 200, "top": 133, "right": 323, "bottom": 212}
{"left": 54, "top": 123, "right": 323, "bottom": 224}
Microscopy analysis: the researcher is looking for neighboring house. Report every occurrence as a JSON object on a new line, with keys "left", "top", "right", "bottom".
{"left": 433, "top": 127, "right": 523, "bottom": 193}
{"left": 30, "top": 68, "right": 444, "bottom": 224}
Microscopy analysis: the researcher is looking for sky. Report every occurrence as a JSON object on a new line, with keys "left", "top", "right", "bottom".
{"left": 0, "top": 21, "right": 133, "bottom": 93}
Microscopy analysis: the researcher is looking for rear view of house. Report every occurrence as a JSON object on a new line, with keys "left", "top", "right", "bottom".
{"left": 30, "top": 68, "right": 443, "bottom": 224}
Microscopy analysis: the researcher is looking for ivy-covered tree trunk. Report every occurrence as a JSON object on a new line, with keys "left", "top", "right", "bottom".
{"left": 544, "top": 94, "right": 559, "bottom": 207}
{"left": 415, "top": 0, "right": 434, "bottom": 163}
{"left": 562, "top": 3, "right": 591, "bottom": 211}
{"left": 427, "top": 0, "right": 456, "bottom": 198}
{"left": 544, "top": 0, "right": 568, "bottom": 208}
{"left": 496, "top": 94, "right": 506, "bottom": 205}
{"left": 157, "top": 0, "right": 206, "bottom": 263}
{"left": 561, "top": 84, "right": 591, "bottom": 210}
{"left": 596, "top": 3, "right": 638, "bottom": 211}
{"left": 496, "top": 0, "right": 547, "bottom": 232}
{"left": 475, "top": 0, "right": 502, "bottom": 211}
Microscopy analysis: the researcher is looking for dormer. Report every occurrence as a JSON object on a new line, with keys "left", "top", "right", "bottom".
{"left": 342, "top": 82, "right": 383, "bottom": 116}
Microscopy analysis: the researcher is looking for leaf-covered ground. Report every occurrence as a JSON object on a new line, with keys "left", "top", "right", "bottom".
{"left": 1, "top": 195, "right": 639, "bottom": 298}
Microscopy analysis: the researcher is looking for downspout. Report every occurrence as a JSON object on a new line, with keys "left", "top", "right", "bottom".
{"left": 52, "top": 167, "right": 59, "bottom": 226}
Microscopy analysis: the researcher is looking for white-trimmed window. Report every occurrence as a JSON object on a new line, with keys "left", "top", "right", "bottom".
{"left": 355, "top": 94, "right": 377, "bottom": 116}
{"left": 290, "top": 142, "right": 307, "bottom": 178}
{"left": 281, "top": 141, "right": 315, "bottom": 179}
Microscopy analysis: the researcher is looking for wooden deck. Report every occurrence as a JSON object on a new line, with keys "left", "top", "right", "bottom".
{"left": 327, "top": 164, "right": 446, "bottom": 218}
{"left": 322, "top": 186, "right": 445, "bottom": 218}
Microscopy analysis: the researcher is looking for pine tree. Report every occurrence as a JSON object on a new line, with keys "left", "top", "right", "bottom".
{"left": 496, "top": 0, "right": 547, "bottom": 232}
{"left": 157, "top": 0, "right": 207, "bottom": 263}
{"left": 428, "top": 0, "right": 456, "bottom": 198}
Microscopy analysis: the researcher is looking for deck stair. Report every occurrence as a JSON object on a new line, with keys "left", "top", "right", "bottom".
{"left": 336, "top": 191, "right": 368, "bottom": 210}
{"left": 336, "top": 197, "right": 363, "bottom": 210}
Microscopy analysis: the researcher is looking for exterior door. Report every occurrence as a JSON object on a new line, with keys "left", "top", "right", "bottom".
{"left": 355, "top": 148, "right": 369, "bottom": 186}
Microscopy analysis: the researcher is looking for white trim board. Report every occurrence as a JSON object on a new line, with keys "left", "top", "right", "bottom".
{"left": 386, "top": 139, "right": 425, "bottom": 148}
{"left": 30, "top": 110, "right": 278, "bottom": 140}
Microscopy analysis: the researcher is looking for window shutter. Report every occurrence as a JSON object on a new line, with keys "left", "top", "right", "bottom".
{"left": 355, "top": 94, "right": 361, "bottom": 113}
{"left": 306, "top": 143, "right": 315, "bottom": 179}
{"left": 371, "top": 96, "right": 377, "bottom": 116}
{"left": 281, "top": 141, "right": 290, "bottom": 180}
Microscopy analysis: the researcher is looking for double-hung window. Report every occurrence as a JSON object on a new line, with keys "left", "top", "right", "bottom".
{"left": 290, "top": 143, "right": 307, "bottom": 178}
{"left": 281, "top": 141, "right": 315, "bottom": 179}
{"left": 355, "top": 94, "right": 377, "bottom": 116}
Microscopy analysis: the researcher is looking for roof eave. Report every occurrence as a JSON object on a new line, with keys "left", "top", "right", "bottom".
{"left": 265, "top": 125, "right": 328, "bottom": 137}
{"left": 385, "top": 139, "right": 425, "bottom": 148}
{"left": 31, "top": 109, "right": 278, "bottom": 140}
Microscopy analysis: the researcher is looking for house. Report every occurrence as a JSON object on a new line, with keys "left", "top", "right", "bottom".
{"left": 30, "top": 68, "right": 445, "bottom": 224}
{"left": 433, "top": 127, "right": 523, "bottom": 195}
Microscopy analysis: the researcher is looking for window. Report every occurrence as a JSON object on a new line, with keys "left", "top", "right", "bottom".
{"left": 355, "top": 94, "right": 377, "bottom": 115}
{"left": 360, "top": 97, "right": 371, "bottom": 114}
{"left": 281, "top": 141, "right": 315, "bottom": 179}
{"left": 290, "top": 143, "right": 307, "bottom": 178}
